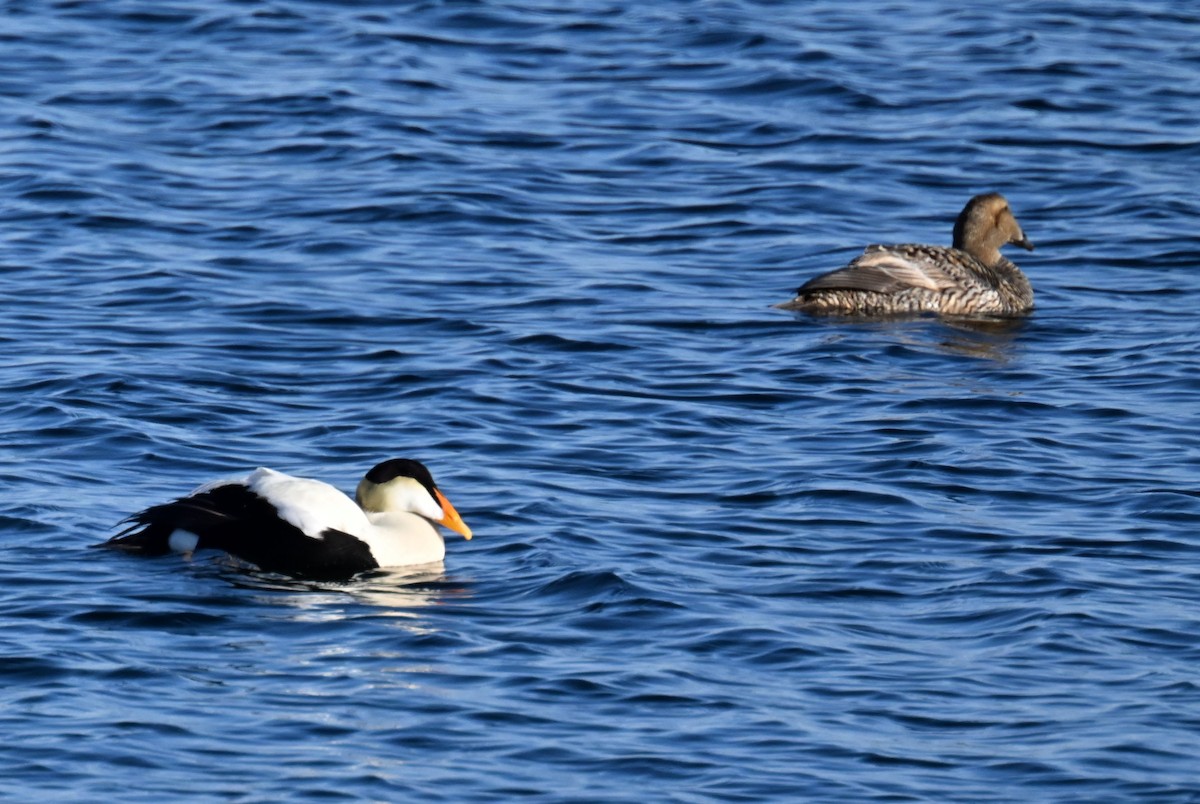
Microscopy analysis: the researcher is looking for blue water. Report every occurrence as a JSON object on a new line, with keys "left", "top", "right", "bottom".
{"left": 3, "top": 1, "right": 1200, "bottom": 800}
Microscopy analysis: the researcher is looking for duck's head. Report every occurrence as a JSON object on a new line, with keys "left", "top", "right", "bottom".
{"left": 356, "top": 458, "right": 472, "bottom": 539}
{"left": 952, "top": 193, "right": 1034, "bottom": 265}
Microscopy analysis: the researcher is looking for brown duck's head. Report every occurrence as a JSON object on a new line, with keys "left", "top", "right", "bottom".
{"left": 952, "top": 193, "right": 1034, "bottom": 265}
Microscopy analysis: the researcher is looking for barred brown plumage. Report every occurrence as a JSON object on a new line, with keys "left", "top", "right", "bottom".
{"left": 777, "top": 193, "right": 1035, "bottom": 317}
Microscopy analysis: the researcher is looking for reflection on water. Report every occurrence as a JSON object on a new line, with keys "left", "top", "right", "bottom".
{"left": 783, "top": 309, "right": 1028, "bottom": 361}
{"left": 936, "top": 316, "right": 1028, "bottom": 361}
{"left": 226, "top": 564, "right": 457, "bottom": 621}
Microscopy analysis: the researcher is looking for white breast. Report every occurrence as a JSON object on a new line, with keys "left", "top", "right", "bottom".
{"left": 362, "top": 511, "right": 446, "bottom": 567}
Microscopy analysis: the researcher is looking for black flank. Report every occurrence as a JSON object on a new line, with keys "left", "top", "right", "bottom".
{"left": 96, "top": 483, "right": 379, "bottom": 581}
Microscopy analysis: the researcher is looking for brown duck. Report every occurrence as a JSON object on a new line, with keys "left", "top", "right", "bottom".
{"left": 777, "top": 193, "right": 1035, "bottom": 316}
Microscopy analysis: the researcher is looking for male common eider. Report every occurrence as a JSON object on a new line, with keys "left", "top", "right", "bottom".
{"left": 776, "top": 193, "right": 1036, "bottom": 316}
{"left": 96, "top": 458, "right": 472, "bottom": 580}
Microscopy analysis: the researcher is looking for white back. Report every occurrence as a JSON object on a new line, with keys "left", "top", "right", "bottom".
{"left": 245, "top": 468, "right": 369, "bottom": 539}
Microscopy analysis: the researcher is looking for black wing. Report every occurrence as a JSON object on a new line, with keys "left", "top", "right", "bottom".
{"left": 97, "top": 483, "right": 379, "bottom": 581}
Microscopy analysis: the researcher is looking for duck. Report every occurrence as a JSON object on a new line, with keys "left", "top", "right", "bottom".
{"left": 95, "top": 458, "right": 472, "bottom": 581}
{"left": 776, "top": 193, "right": 1035, "bottom": 316}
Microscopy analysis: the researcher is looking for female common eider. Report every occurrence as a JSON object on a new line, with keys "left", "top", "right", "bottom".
{"left": 777, "top": 193, "right": 1035, "bottom": 316}
{"left": 96, "top": 458, "right": 472, "bottom": 580}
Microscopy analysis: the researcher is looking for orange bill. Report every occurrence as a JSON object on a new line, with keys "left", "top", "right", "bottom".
{"left": 435, "top": 489, "right": 473, "bottom": 540}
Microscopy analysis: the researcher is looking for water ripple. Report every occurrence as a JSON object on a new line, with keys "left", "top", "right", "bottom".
{"left": 2, "top": 0, "right": 1200, "bottom": 801}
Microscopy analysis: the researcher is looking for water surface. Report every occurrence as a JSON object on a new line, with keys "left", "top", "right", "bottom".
{"left": 2, "top": 1, "right": 1199, "bottom": 800}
